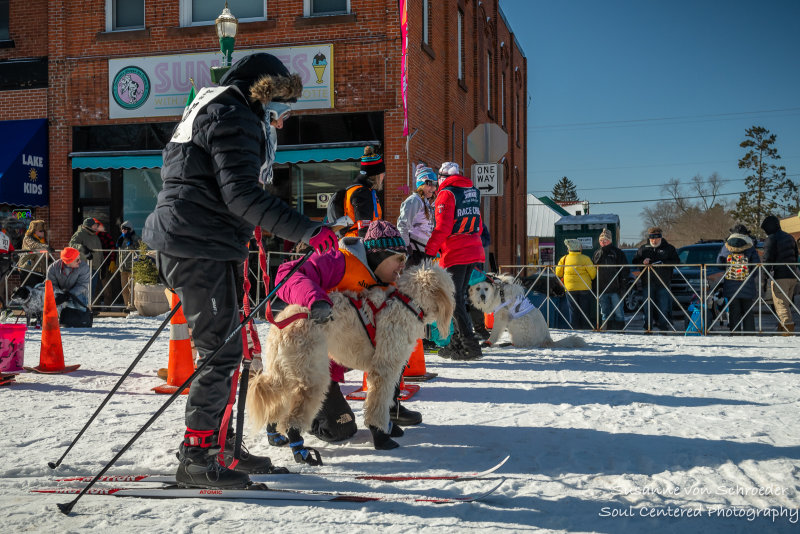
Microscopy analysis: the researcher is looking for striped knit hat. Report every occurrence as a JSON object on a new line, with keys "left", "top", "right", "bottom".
{"left": 414, "top": 164, "right": 437, "bottom": 188}
{"left": 363, "top": 220, "right": 407, "bottom": 272}
{"left": 360, "top": 150, "right": 386, "bottom": 177}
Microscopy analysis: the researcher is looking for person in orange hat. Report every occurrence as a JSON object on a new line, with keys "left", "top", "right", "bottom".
{"left": 46, "top": 247, "right": 91, "bottom": 311}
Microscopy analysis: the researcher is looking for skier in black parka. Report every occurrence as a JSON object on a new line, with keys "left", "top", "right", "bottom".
{"left": 143, "top": 53, "right": 337, "bottom": 489}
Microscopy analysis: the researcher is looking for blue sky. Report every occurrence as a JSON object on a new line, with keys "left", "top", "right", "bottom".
{"left": 499, "top": 0, "right": 800, "bottom": 241}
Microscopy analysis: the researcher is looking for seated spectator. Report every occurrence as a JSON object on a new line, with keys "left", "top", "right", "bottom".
{"left": 47, "top": 247, "right": 92, "bottom": 326}
{"left": 718, "top": 227, "right": 760, "bottom": 333}
{"left": 556, "top": 239, "right": 597, "bottom": 329}
{"left": 16, "top": 219, "right": 51, "bottom": 287}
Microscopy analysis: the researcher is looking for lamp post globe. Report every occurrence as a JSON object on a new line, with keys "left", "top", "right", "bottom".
{"left": 215, "top": 2, "right": 238, "bottom": 67}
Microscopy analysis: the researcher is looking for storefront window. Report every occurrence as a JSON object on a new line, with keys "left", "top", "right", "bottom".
{"left": 122, "top": 169, "right": 162, "bottom": 234}
{"left": 79, "top": 171, "right": 111, "bottom": 198}
{"left": 291, "top": 161, "right": 360, "bottom": 220}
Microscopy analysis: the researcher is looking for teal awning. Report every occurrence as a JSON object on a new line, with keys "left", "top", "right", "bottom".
{"left": 71, "top": 146, "right": 362, "bottom": 169}
{"left": 72, "top": 155, "right": 162, "bottom": 169}
{"left": 275, "top": 146, "right": 363, "bottom": 164}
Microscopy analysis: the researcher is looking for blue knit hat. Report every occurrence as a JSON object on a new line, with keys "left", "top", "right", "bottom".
{"left": 414, "top": 164, "right": 437, "bottom": 189}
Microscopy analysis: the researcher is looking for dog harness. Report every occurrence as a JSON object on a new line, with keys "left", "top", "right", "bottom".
{"left": 491, "top": 281, "right": 537, "bottom": 319}
{"left": 348, "top": 287, "right": 425, "bottom": 347}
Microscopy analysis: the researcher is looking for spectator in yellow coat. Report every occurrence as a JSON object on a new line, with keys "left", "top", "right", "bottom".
{"left": 556, "top": 239, "right": 597, "bottom": 329}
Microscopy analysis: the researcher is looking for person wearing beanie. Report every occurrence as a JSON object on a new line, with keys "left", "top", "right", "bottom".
{"left": 592, "top": 228, "right": 628, "bottom": 330}
{"left": 68, "top": 216, "right": 103, "bottom": 299}
{"left": 340, "top": 146, "right": 387, "bottom": 238}
{"left": 46, "top": 246, "right": 91, "bottom": 313}
{"left": 425, "top": 162, "right": 485, "bottom": 361}
{"left": 717, "top": 228, "right": 761, "bottom": 333}
{"left": 16, "top": 219, "right": 51, "bottom": 286}
{"left": 397, "top": 163, "right": 437, "bottom": 266}
{"left": 632, "top": 226, "right": 680, "bottom": 330}
{"left": 275, "top": 220, "right": 420, "bottom": 453}
{"left": 116, "top": 221, "right": 141, "bottom": 312}
{"left": 760, "top": 215, "right": 799, "bottom": 333}
{"left": 142, "top": 52, "right": 338, "bottom": 489}
{"left": 556, "top": 239, "right": 597, "bottom": 329}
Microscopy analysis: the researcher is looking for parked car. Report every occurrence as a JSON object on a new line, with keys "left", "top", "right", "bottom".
{"left": 622, "top": 248, "right": 643, "bottom": 313}
{"left": 671, "top": 240, "right": 726, "bottom": 314}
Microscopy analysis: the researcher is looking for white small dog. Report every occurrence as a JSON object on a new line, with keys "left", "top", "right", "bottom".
{"left": 247, "top": 262, "right": 455, "bottom": 461}
{"left": 469, "top": 274, "right": 586, "bottom": 348}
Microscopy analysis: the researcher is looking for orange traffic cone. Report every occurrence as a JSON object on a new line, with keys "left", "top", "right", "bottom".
{"left": 402, "top": 339, "right": 438, "bottom": 382}
{"left": 345, "top": 372, "right": 420, "bottom": 401}
{"left": 24, "top": 280, "right": 80, "bottom": 374}
{"left": 153, "top": 292, "right": 194, "bottom": 394}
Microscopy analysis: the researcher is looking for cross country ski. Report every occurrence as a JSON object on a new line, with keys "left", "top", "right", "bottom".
{"left": 33, "top": 479, "right": 506, "bottom": 505}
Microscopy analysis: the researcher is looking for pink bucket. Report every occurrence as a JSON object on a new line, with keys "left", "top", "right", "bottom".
{"left": 0, "top": 324, "right": 26, "bottom": 373}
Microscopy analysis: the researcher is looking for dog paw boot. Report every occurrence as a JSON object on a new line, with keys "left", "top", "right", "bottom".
{"left": 287, "top": 428, "right": 323, "bottom": 466}
{"left": 266, "top": 423, "right": 290, "bottom": 447}
{"left": 369, "top": 425, "right": 400, "bottom": 450}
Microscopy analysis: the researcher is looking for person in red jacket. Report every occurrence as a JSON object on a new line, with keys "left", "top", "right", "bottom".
{"left": 425, "top": 162, "right": 485, "bottom": 360}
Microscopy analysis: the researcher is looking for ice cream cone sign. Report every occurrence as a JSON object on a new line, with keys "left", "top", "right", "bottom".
{"left": 312, "top": 52, "right": 327, "bottom": 84}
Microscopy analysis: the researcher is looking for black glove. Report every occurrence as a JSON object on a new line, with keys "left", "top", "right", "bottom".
{"left": 54, "top": 293, "right": 69, "bottom": 305}
{"left": 84, "top": 249, "right": 93, "bottom": 261}
{"left": 309, "top": 301, "right": 333, "bottom": 324}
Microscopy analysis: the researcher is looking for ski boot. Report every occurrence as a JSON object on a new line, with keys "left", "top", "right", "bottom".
{"left": 175, "top": 429, "right": 250, "bottom": 489}
{"left": 266, "top": 422, "right": 290, "bottom": 446}
{"left": 451, "top": 334, "right": 483, "bottom": 361}
{"left": 390, "top": 385, "right": 422, "bottom": 426}
{"left": 287, "top": 428, "right": 323, "bottom": 466}
{"left": 223, "top": 433, "right": 289, "bottom": 474}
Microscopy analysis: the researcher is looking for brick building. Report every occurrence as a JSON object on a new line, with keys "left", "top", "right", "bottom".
{"left": 1, "top": 0, "right": 526, "bottom": 266}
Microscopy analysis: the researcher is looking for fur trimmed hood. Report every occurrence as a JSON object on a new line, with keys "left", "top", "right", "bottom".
{"left": 219, "top": 52, "right": 303, "bottom": 105}
{"left": 725, "top": 232, "right": 753, "bottom": 253}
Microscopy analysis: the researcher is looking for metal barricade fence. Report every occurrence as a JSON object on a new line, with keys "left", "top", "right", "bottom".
{"left": 4, "top": 251, "right": 797, "bottom": 334}
{"left": 2, "top": 248, "right": 304, "bottom": 316}
{"left": 497, "top": 262, "right": 799, "bottom": 335}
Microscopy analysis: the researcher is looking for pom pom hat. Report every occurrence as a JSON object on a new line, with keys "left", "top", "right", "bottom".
{"left": 362, "top": 220, "right": 407, "bottom": 273}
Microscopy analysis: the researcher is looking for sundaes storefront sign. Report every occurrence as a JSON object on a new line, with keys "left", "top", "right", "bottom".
{"left": 108, "top": 44, "right": 333, "bottom": 119}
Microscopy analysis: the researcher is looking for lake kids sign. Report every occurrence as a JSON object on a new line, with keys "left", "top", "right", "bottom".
{"left": 108, "top": 45, "right": 333, "bottom": 119}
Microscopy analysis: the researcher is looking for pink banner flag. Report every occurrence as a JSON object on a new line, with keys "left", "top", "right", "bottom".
{"left": 400, "top": 0, "right": 409, "bottom": 136}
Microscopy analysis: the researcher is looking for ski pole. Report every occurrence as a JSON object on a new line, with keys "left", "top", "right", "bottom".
{"left": 48, "top": 299, "right": 183, "bottom": 470}
{"left": 58, "top": 248, "right": 314, "bottom": 515}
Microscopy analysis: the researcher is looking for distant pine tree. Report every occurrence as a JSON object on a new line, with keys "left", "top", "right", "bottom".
{"left": 551, "top": 177, "right": 578, "bottom": 202}
{"left": 732, "top": 126, "right": 797, "bottom": 235}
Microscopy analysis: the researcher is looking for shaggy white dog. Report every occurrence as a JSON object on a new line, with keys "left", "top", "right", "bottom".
{"left": 469, "top": 274, "right": 586, "bottom": 348}
{"left": 247, "top": 262, "right": 455, "bottom": 455}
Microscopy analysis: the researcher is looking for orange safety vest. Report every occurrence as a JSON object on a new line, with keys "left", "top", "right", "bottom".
{"left": 343, "top": 185, "right": 383, "bottom": 237}
{"left": 331, "top": 249, "right": 379, "bottom": 293}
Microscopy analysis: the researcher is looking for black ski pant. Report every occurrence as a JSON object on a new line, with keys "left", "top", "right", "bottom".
{"left": 159, "top": 253, "right": 242, "bottom": 433}
{"left": 446, "top": 262, "right": 479, "bottom": 340}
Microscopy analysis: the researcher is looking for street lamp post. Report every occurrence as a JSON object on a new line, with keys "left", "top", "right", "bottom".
{"left": 210, "top": 3, "right": 239, "bottom": 83}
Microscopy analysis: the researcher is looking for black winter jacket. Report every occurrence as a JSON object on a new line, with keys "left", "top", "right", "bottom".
{"left": 761, "top": 215, "right": 799, "bottom": 279}
{"left": 143, "top": 86, "right": 319, "bottom": 261}
{"left": 593, "top": 244, "right": 629, "bottom": 293}
{"left": 632, "top": 239, "right": 680, "bottom": 285}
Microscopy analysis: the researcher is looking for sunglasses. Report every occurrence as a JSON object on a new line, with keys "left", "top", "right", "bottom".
{"left": 649, "top": 234, "right": 662, "bottom": 239}
{"left": 424, "top": 180, "right": 437, "bottom": 186}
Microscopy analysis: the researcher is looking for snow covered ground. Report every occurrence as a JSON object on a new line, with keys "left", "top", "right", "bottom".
{"left": 1, "top": 314, "right": 799, "bottom": 533}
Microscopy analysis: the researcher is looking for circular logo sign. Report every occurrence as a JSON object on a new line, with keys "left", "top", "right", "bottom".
{"left": 112, "top": 66, "right": 151, "bottom": 110}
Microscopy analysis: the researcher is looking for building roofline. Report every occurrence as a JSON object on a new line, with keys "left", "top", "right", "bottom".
{"left": 498, "top": 4, "right": 526, "bottom": 59}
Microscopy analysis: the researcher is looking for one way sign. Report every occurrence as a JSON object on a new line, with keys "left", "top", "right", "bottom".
{"left": 471, "top": 163, "right": 503, "bottom": 196}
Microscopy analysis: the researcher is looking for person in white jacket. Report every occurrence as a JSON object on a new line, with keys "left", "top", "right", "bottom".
{"left": 397, "top": 164, "right": 437, "bottom": 266}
